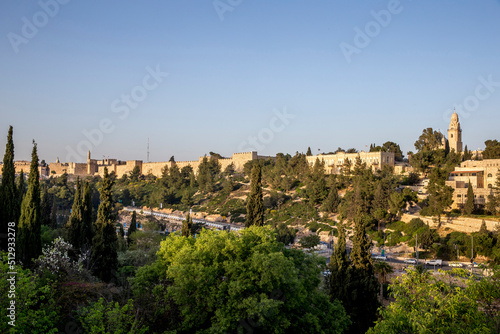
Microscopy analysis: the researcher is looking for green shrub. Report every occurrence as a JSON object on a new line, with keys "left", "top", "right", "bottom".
{"left": 77, "top": 298, "right": 148, "bottom": 334}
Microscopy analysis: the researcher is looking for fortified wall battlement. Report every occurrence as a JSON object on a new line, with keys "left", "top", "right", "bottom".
{"left": 43, "top": 151, "right": 261, "bottom": 178}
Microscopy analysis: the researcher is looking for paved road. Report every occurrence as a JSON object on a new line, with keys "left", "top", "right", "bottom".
{"left": 123, "top": 207, "right": 244, "bottom": 232}
{"left": 324, "top": 252, "right": 479, "bottom": 273}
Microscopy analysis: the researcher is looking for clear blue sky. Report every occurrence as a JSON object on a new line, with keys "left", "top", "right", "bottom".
{"left": 1, "top": 0, "right": 499, "bottom": 163}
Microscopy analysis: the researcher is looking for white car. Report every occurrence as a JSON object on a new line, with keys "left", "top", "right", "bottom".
{"left": 449, "top": 262, "right": 463, "bottom": 267}
{"left": 404, "top": 258, "right": 417, "bottom": 264}
{"left": 426, "top": 259, "right": 443, "bottom": 266}
{"left": 373, "top": 256, "right": 387, "bottom": 261}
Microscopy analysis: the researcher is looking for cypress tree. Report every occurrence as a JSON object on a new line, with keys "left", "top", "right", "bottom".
{"left": 0, "top": 126, "right": 17, "bottom": 251}
{"left": 68, "top": 178, "right": 83, "bottom": 249}
{"left": 16, "top": 170, "right": 25, "bottom": 220}
{"left": 80, "top": 180, "right": 93, "bottom": 249}
{"left": 245, "top": 164, "right": 264, "bottom": 227}
{"left": 330, "top": 222, "right": 348, "bottom": 269}
{"left": 91, "top": 167, "right": 118, "bottom": 282}
{"left": 350, "top": 215, "right": 374, "bottom": 272}
{"left": 39, "top": 184, "right": 51, "bottom": 227}
{"left": 306, "top": 147, "right": 312, "bottom": 156}
{"left": 464, "top": 181, "right": 475, "bottom": 215}
{"left": 328, "top": 223, "right": 349, "bottom": 301}
{"left": 181, "top": 212, "right": 192, "bottom": 237}
{"left": 128, "top": 210, "right": 137, "bottom": 244}
{"left": 343, "top": 214, "right": 380, "bottom": 334}
{"left": 17, "top": 141, "right": 41, "bottom": 267}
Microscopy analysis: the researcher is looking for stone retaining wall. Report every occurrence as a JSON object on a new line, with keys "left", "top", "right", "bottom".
{"left": 401, "top": 213, "right": 500, "bottom": 233}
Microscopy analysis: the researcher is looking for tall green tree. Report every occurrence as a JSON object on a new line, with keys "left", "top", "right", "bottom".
{"left": 426, "top": 168, "right": 454, "bottom": 224}
{"left": 344, "top": 215, "right": 380, "bottom": 334}
{"left": 464, "top": 181, "right": 475, "bottom": 215}
{"left": 245, "top": 164, "right": 264, "bottom": 227}
{"left": 16, "top": 170, "right": 26, "bottom": 217}
{"left": 350, "top": 215, "right": 374, "bottom": 272}
{"left": 128, "top": 210, "right": 137, "bottom": 244}
{"left": 80, "top": 180, "right": 93, "bottom": 249}
{"left": 306, "top": 146, "right": 312, "bottom": 156}
{"left": 181, "top": 212, "right": 193, "bottom": 237}
{"left": 68, "top": 178, "right": 83, "bottom": 249}
{"left": 39, "top": 184, "right": 52, "bottom": 227}
{"left": 91, "top": 167, "right": 118, "bottom": 282}
{"left": 328, "top": 222, "right": 349, "bottom": 304}
{"left": 0, "top": 126, "right": 17, "bottom": 251}
{"left": 17, "top": 141, "right": 41, "bottom": 267}
{"left": 373, "top": 261, "right": 393, "bottom": 301}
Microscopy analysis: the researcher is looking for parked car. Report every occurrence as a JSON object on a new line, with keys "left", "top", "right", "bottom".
{"left": 426, "top": 259, "right": 443, "bottom": 266}
{"left": 373, "top": 255, "right": 387, "bottom": 261}
{"left": 404, "top": 258, "right": 417, "bottom": 264}
{"left": 449, "top": 262, "right": 463, "bottom": 267}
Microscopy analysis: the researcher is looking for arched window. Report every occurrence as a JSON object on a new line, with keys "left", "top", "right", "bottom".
{"left": 488, "top": 173, "right": 493, "bottom": 177}
{"left": 488, "top": 184, "right": 493, "bottom": 189}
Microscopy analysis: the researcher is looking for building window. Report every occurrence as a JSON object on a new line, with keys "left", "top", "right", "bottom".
{"left": 457, "top": 194, "right": 462, "bottom": 198}
{"left": 488, "top": 173, "right": 493, "bottom": 177}
{"left": 489, "top": 184, "right": 493, "bottom": 188}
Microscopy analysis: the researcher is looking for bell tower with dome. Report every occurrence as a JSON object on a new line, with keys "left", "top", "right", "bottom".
{"left": 448, "top": 110, "right": 463, "bottom": 153}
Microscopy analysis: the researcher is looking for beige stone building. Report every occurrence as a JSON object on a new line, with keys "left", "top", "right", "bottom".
{"left": 446, "top": 159, "right": 500, "bottom": 209}
{"left": 306, "top": 151, "right": 395, "bottom": 174}
{"left": 46, "top": 151, "right": 264, "bottom": 178}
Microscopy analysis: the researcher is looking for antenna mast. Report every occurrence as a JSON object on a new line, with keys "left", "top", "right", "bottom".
{"left": 147, "top": 138, "right": 150, "bottom": 162}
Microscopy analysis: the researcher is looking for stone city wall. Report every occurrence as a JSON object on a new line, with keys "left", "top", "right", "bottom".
{"left": 401, "top": 213, "right": 500, "bottom": 234}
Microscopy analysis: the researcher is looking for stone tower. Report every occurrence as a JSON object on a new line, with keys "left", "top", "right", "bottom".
{"left": 448, "top": 110, "right": 463, "bottom": 152}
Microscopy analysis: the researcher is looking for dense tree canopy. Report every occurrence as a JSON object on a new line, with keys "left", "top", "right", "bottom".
{"left": 368, "top": 268, "right": 499, "bottom": 334}
{"left": 483, "top": 139, "right": 500, "bottom": 159}
{"left": 133, "top": 226, "right": 350, "bottom": 333}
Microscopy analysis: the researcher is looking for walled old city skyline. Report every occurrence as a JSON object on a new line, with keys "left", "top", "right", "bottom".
{"left": 0, "top": 110, "right": 487, "bottom": 178}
